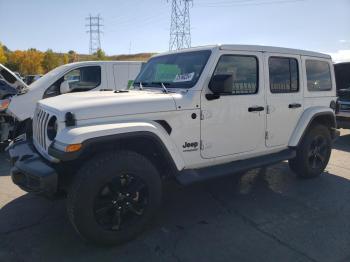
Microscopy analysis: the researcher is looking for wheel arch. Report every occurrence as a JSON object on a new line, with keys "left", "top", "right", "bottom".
{"left": 50, "top": 122, "right": 185, "bottom": 176}
{"left": 289, "top": 107, "right": 337, "bottom": 147}
{"left": 85, "top": 132, "right": 180, "bottom": 178}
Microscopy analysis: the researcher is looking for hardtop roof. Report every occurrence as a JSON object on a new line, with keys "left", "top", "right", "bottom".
{"left": 155, "top": 44, "right": 331, "bottom": 59}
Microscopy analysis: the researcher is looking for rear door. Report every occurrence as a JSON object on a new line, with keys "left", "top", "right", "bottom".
{"left": 264, "top": 53, "right": 303, "bottom": 147}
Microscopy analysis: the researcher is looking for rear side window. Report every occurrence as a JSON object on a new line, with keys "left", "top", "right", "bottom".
{"left": 269, "top": 57, "right": 299, "bottom": 93}
{"left": 306, "top": 60, "right": 332, "bottom": 91}
{"left": 213, "top": 55, "right": 258, "bottom": 95}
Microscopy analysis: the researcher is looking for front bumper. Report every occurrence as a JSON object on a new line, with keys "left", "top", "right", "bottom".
{"left": 8, "top": 139, "right": 58, "bottom": 195}
{"left": 336, "top": 100, "right": 350, "bottom": 129}
{"left": 336, "top": 113, "right": 350, "bottom": 129}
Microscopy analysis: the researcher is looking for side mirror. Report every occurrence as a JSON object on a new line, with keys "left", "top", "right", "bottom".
{"left": 206, "top": 74, "right": 233, "bottom": 100}
{"left": 60, "top": 80, "right": 71, "bottom": 94}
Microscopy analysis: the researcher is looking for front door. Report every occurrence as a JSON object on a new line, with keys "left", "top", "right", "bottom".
{"left": 264, "top": 53, "right": 304, "bottom": 147}
{"left": 200, "top": 51, "right": 266, "bottom": 159}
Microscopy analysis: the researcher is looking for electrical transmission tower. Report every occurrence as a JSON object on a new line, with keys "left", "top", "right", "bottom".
{"left": 168, "top": 0, "right": 193, "bottom": 51}
{"left": 85, "top": 14, "right": 103, "bottom": 54}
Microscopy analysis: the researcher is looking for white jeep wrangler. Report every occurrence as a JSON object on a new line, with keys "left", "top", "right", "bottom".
{"left": 9, "top": 45, "right": 338, "bottom": 245}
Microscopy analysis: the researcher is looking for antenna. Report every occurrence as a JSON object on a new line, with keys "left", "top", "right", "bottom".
{"left": 85, "top": 14, "right": 103, "bottom": 54}
{"left": 168, "top": 0, "right": 193, "bottom": 51}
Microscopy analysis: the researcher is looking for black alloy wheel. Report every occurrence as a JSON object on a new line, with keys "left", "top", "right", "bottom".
{"left": 93, "top": 174, "right": 148, "bottom": 231}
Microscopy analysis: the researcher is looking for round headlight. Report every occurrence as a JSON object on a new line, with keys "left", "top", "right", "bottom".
{"left": 47, "top": 116, "right": 58, "bottom": 141}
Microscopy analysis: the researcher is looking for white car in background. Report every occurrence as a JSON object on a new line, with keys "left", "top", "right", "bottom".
{"left": 0, "top": 61, "right": 144, "bottom": 143}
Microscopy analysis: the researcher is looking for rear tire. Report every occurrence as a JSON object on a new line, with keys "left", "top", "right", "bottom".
{"left": 66, "top": 150, "right": 162, "bottom": 245}
{"left": 289, "top": 124, "right": 332, "bottom": 178}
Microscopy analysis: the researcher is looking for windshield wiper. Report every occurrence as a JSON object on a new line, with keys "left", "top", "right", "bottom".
{"left": 161, "top": 83, "right": 168, "bottom": 93}
{"left": 133, "top": 81, "right": 143, "bottom": 90}
{"left": 148, "top": 82, "right": 172, "bottom": 93}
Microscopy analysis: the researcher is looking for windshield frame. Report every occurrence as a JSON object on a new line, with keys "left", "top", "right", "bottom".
{"left": 133, "top": 50, "right": 212, "bottom": 89}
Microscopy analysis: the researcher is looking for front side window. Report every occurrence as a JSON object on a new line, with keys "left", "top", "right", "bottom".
{"left": 212, "top": 55, "right": 258, "bottom": 95}
{"left": 64, "top": 66, "right": 101, "bottom": 92}
{"left": 269, "top": 57, "right": 299, "bottom": 93}
{"left": 133, "top": 50, "right": 211, "bottom": 89}
{"left": 306, "top": 60, "right": 332, "bottom": 91}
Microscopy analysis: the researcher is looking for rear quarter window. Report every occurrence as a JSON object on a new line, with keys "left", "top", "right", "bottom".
{"left": 306, "top": 60, "right": 332, "bottom": 91}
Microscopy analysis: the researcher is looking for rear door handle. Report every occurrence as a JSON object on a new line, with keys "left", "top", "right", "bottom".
{"left": 248, "top": 106, "right": 264, "bottom": 112}
{"left": 288, "top": 103, "right": 302, "bottom": 109}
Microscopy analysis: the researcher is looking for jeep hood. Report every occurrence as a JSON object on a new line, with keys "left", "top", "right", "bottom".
{"left": 39, "top": 90, "right": 177, "bottom": 120}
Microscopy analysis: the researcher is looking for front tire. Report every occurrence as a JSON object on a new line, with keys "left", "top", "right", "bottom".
{"left": 289, "top": 124, "right": 332, "bottom": 178}
{"left": 67, "top": 150, "right": 162, "bottom": 245}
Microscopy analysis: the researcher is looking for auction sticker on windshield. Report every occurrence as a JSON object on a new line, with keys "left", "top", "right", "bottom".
{"left": 174, "top": 72, "right": 195, "bottom": 82}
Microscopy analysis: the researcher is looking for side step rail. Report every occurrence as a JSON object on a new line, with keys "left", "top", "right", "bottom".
{"left": 176, "top": 149, "right": 296, "bottom": 185}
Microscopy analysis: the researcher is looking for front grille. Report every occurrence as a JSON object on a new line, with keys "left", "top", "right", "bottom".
{"left": 33, "top": 107, "right": 51, "bottom": 152}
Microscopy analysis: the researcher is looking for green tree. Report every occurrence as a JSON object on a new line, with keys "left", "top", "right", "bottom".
{"left": 42, "top": 49, "right": 60, "bottom": 73}
{"left": 95, "top": 49, "right": 106, "bottom": 60}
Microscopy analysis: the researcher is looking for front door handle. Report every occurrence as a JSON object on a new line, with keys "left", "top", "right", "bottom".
{"left": 289, "top": 103, "right": 302, "bottom": 109}
{"left": 248, "top": 106, "right": 264, "bottom": 112}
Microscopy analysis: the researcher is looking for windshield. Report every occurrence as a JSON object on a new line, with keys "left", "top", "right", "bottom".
{"left": 133, "top": 50, "right": 211, "bottom": 89}
{"left": 27, "top": 64, "right": 71, "bottom": 90}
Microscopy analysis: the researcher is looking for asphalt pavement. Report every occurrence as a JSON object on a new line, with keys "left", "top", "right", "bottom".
{"left": 0, "top": 130, "right": 350, "bottom": 262}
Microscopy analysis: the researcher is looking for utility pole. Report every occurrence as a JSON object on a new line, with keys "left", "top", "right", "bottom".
{"left": 168, "top": 0, "right": 193, "bottom": 51}
{"left": 85, "top": 14, "right": 103, "bottom": 54}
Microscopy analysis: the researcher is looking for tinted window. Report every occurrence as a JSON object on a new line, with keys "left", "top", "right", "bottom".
{"left": 269, "top": 57, "right": 299, "bottom": 93}
{"left": 212, "top": 55, "right": 258, "bottom": 95}
{"left": 334, "top": 62, "right": 350, "bottom": 90}
{"left": 64, "top": 66, "right": 101, "bottom": 92}
{"left": 306, "top": 60, "right": 332, "bottom": 91}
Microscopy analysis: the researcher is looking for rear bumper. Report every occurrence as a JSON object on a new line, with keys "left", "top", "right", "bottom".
{"left": 8, "top": 139, "right": 58, "bottom": 195}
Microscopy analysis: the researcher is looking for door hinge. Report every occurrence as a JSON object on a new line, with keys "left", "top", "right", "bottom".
{"left": 265, "top": 131, "right": 269, "bottom": 140}
{"left": 200, "top": 110, "right": 212, "bottom": 120}
{"left": 200, "top": 140, "right": 204, "bottom": 150}
{"left": 266, "top": 105, "right": 270, "bottom": 114}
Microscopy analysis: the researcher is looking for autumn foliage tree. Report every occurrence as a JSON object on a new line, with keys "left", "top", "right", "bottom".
{"left": 20, "top": 48, "right": 44, "bottom": 75}
{"left": 0, "top": 43, "right": 7, "bottom": 64}
{"left": 68, "top": 50, "right": 78, "bottom": 63}
{"left": 6, "top": 50, "right": 25, "bottom": 72}
{"left": 1, "top": 41, "right": 152, "bottom": 76}
{"left": 42, "top": 49, "right": 60, "bottom": 72}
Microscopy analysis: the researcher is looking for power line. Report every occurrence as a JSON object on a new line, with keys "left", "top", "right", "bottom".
{"left": 85, "top": 14, "right": 103, "bottom": 54}
{"left": 168, "top": 0, "right": 193, "bottom": 51}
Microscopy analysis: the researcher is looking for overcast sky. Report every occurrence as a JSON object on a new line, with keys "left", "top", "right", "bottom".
{"left": 0, "top": 0, "right": 349, "bottom": 61}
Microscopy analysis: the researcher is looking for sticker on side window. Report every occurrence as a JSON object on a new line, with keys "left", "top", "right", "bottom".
{"left": 173, "top": 72, "right": 195, "bottom": 82}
